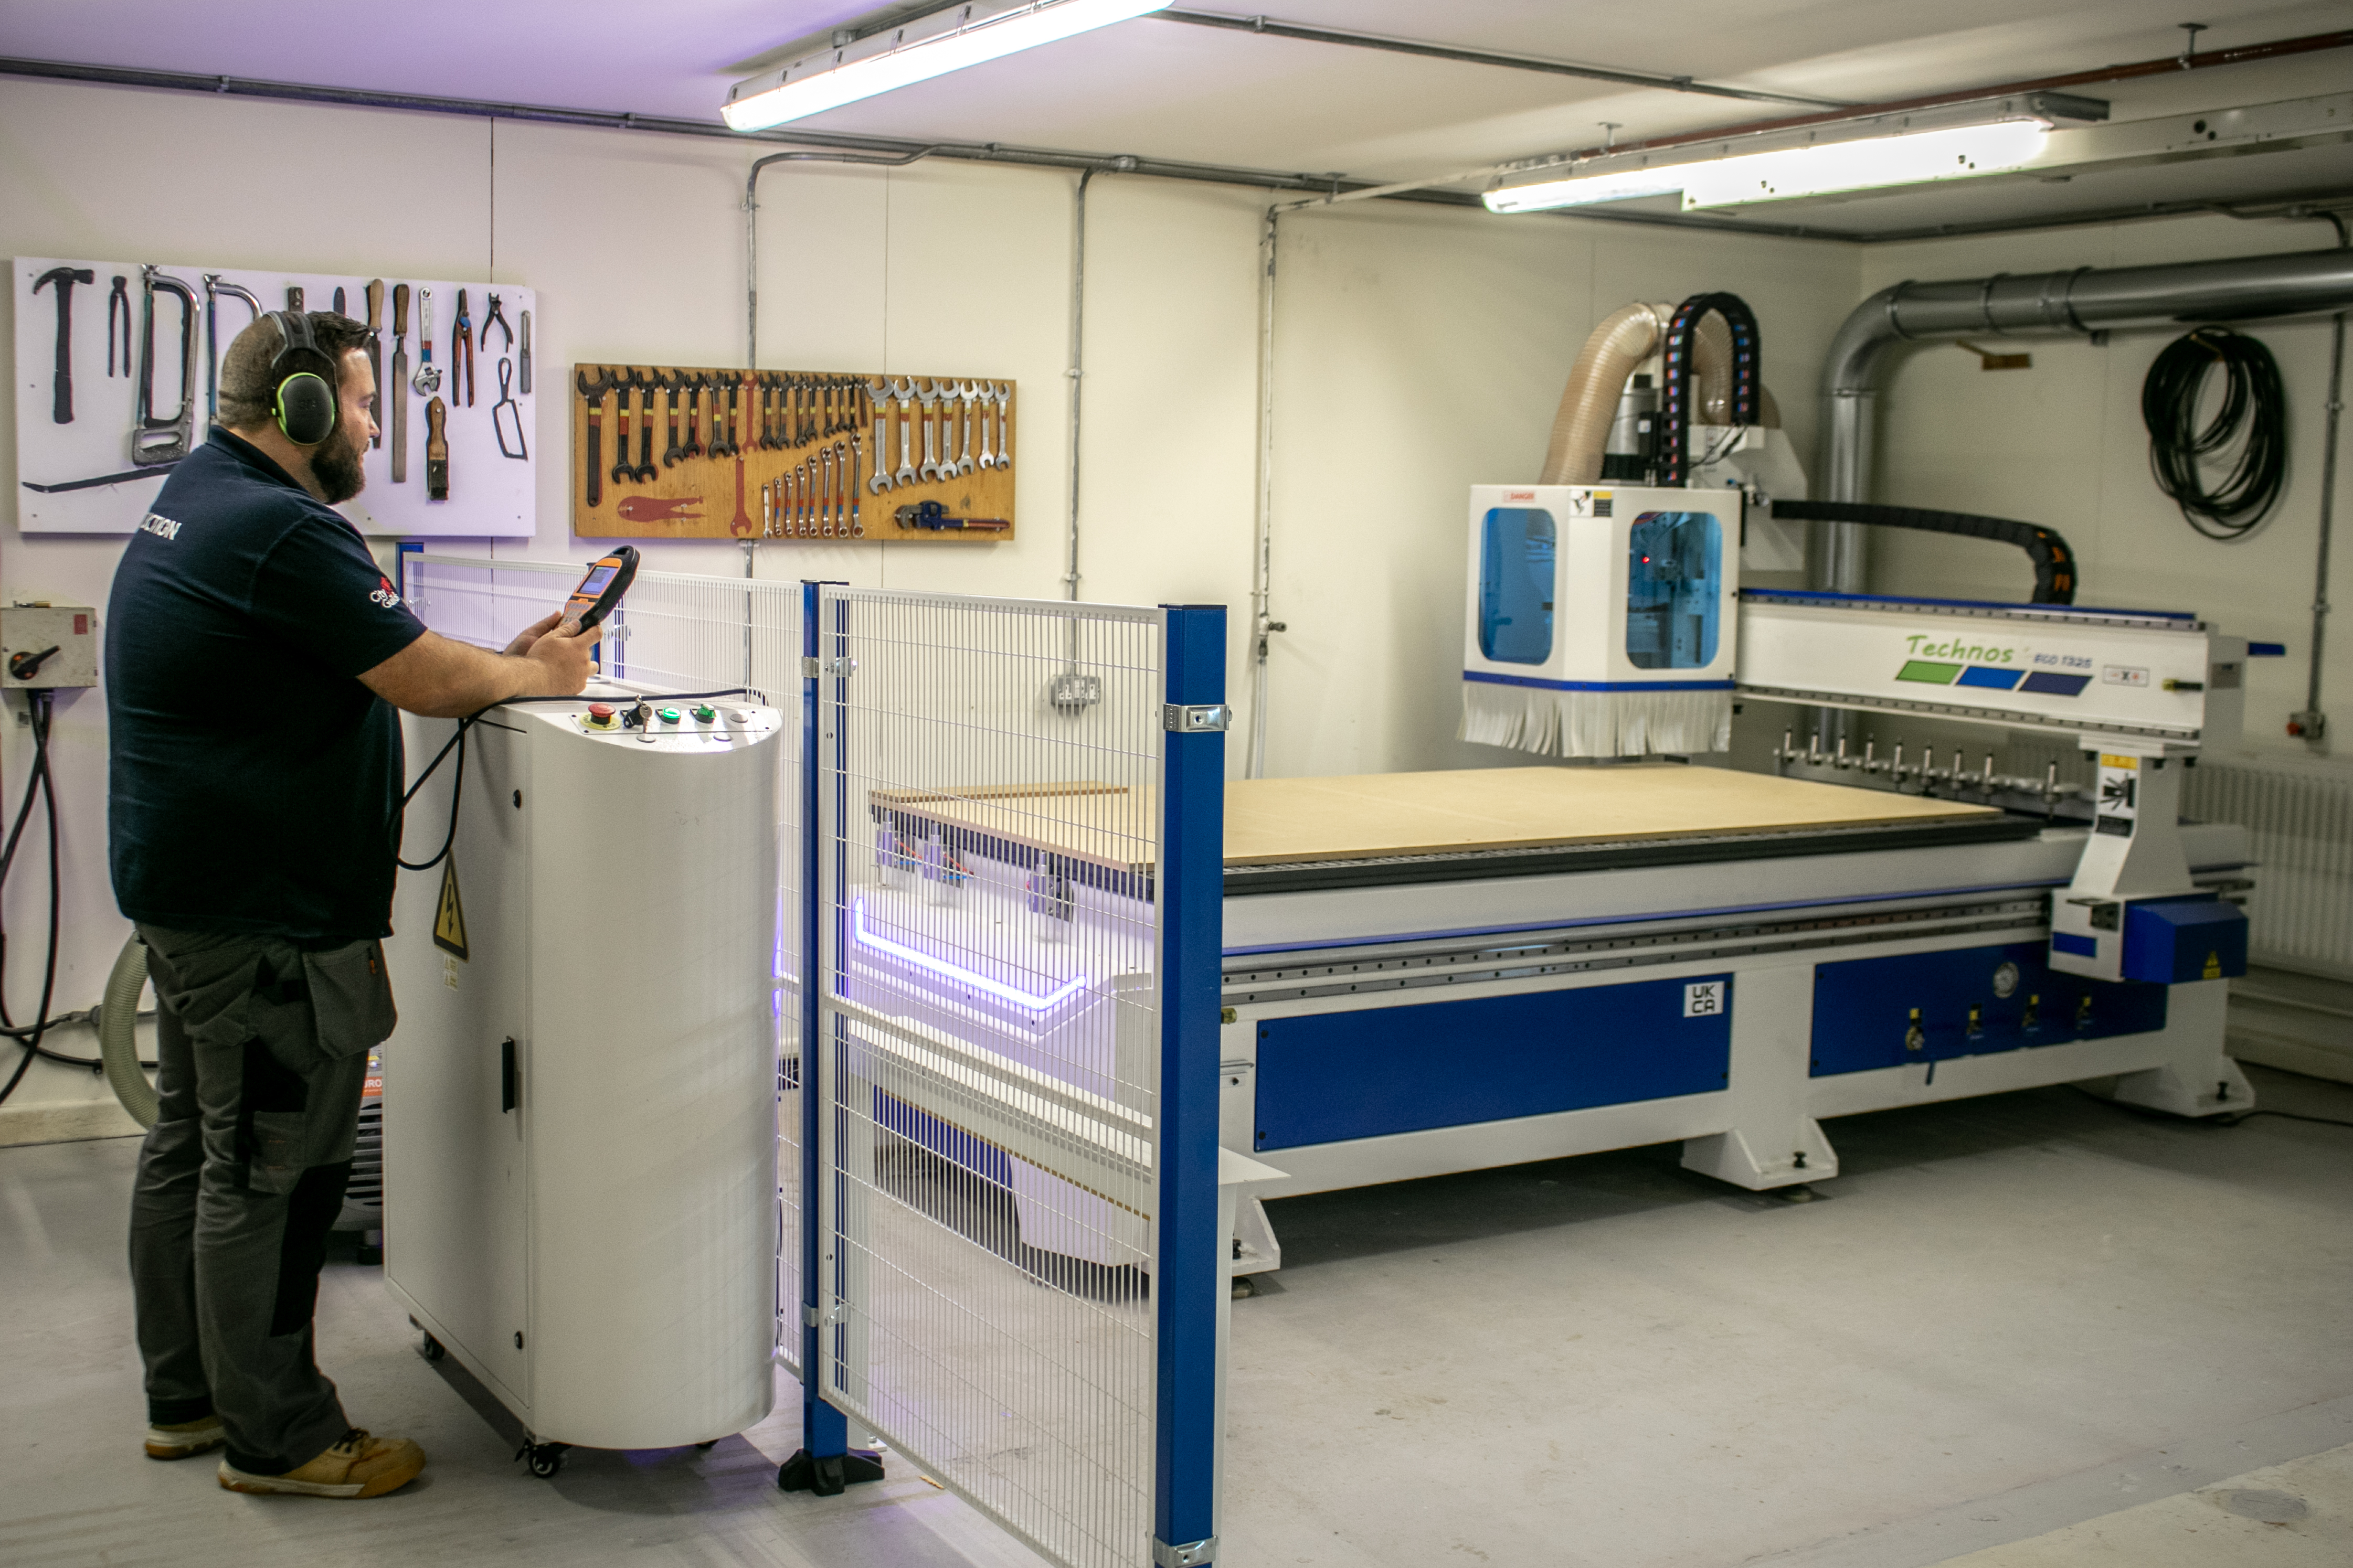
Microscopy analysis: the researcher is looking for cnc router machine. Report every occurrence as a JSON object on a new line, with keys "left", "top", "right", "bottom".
{"left": 852, "top": 484, "right": 2255, "bottom": 1283}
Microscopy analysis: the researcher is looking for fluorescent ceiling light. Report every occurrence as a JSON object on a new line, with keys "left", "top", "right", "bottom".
{"left": 1487, "top": 116, "right": 2056, "bottom": 215}
{"left": 726, "top": 0, "right": 1169, "bottom": 130}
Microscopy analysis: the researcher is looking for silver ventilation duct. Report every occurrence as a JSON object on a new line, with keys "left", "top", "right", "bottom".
{"left": 1815, "top": 246, "right": 2353, "bottom": 592}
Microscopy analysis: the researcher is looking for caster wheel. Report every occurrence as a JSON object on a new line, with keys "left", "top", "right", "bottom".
{"left": 527, "top": 1443, "right": 566, "bottom": 1478}
{"left": 696, "top": 1440, "right": 719, "bottom": 1453}
{"left": 420, "top": 1333, "right": 446, "bottom": 1363}
{"left": 355, "top": 1245, "right": 383, "bottom": 1266}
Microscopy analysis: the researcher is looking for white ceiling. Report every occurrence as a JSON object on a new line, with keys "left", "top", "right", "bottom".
{"left": 3, "top": 0, "right": 2349, "bottom": 237}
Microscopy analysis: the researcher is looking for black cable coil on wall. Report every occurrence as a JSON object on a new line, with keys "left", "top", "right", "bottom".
{"left": 2140, "top": 325, "right": 2289, "bottom": 541}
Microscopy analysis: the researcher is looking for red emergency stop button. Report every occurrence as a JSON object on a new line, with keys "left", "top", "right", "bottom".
{"left": 586, "top": 702, "right": 617, "bottom": 729}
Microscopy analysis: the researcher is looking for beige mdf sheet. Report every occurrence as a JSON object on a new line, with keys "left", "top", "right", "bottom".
{"left": 1223, "top": 765, "right": 1999, "bottom": 867}
{"left": 875, "top": 765, "right": 1996, "bottom": 877}
{"left": 871, "top": 781, "right": 1158, "bottom": 877}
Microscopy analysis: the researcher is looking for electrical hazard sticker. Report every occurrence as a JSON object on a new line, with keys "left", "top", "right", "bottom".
{"left": 433, "top": 860, "right": 469, "bottom": 960}
{"left": 1684, "top": 980, "right": 1725, "bottom": 1018}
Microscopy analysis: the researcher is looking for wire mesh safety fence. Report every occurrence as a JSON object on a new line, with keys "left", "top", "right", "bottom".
{"left": 813, "top": 588, "right": 1168, "bottom": 1568}
{"left": 400, "top": 552, "right": 807, "bottom": 1375}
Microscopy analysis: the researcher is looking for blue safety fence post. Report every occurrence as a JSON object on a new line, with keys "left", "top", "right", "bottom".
{"left": 1156, "top": 604, "right": 1227, "bottom": 1567}
{"left": 779, "top": 581, "right": 883, "bottom": 1498}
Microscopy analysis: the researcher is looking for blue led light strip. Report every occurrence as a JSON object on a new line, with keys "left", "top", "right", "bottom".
{"left": 851, "top": 898, "right": 1089, "bottom": 1011}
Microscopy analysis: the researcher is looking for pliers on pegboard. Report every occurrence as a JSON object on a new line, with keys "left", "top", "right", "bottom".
{"left": 480, "top": 292, "right": 513, "bottom": 354}
{"left": 451, "top": 288, "right": 476, "bottom": 406}
{"left": 107, "top": 274, "right": 131, "bottom": 377}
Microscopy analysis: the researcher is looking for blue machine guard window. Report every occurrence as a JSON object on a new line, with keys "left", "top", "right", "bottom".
{"left": 1478, "top": 508, "right": 1555, "bottom": 665}
{"left": 1625, "top": 511, "right": 1722, "bottom": 669}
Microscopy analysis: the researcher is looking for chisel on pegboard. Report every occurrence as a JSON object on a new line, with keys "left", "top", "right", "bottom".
{"left": 426, "top": 396, "right": 449, "bottom": 500}
{"left": 390, "top": 284, "right": 410, "bottom": 482}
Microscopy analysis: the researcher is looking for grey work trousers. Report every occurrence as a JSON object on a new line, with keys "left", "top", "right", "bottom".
{"left": 128, "top": 924, "right": 395, "bottom": 1476}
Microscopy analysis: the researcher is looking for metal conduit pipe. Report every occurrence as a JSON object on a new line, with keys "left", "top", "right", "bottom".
{"left": 1815, "top": 245, "right": 2353, "bottom": 594}
{"left": 2304, "top": 212, "right": 2349, "bottom": 749}
{"left": 746, "top": 145, "right": 947, "bottom": 369}
{"left": 1067, "top": 166, "right": 1097, "bottom": 604}
{"left": 1247, "top": 205, "right": 1281, "bottom": 780}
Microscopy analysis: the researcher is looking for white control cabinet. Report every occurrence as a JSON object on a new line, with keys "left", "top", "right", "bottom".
{"left": 384, "top": 696, "right": 782, "bottom": 1456}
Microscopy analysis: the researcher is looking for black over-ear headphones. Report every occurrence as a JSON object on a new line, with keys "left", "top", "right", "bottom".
{"left": 267, "top": 310, "right": 339, "bottom": 446}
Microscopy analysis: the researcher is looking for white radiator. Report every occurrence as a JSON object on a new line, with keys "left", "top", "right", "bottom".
{"left": 2185, "top": 759, "right": 2353, "bottom": 980}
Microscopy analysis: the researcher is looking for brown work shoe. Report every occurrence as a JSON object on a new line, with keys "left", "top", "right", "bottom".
{"left": 145, "top": 1415, "right": 227, "bottom": 1459}
{"left": 218, "top": 1428, "right": 426, "bottom": 1498}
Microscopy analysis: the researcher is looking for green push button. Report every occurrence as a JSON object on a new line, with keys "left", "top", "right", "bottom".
{"left": 658, "top": 707, "right": 681, "bottom": 725}
{"left": 692, "top": 705, "right": 716, "bottom": 723}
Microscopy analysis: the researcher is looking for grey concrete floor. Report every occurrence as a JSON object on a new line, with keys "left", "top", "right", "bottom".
{"left": 2, "top": 1064, "right": 2348, "bottom": 1568}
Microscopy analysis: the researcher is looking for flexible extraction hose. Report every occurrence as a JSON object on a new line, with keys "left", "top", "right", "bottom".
{"left": 1539, "top": 302, "right": 1672, "bottom": 485}
{"left": 101, "top": 929, "right": 157, "bottom": 1130}
{"left": 1691, "top": 314, "right": 1783, "bottom": 429}
{"left": 1770, "top": 499, "right": 2078, "bottom": 604}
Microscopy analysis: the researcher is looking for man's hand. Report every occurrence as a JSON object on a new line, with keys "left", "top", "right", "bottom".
{"left": 362, "top": 617, "right": 602, "bottom": 718}
{"left": 502, "top": 611, "right": 563, "bottom": 657}
{"left": 521, "top": 621, "right": 599, "bottom": 695}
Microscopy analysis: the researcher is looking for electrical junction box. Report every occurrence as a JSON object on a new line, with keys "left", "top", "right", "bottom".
{"left": 1, "top": 603, "right": 97, "bottom": 688}
{"left": 2121, "top": 897, "right": 2248, "bottom": 985}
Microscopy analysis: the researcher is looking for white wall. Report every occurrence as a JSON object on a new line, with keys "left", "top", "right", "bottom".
{"left": 1854, "top": 212, "right": 2352, "bottom": 763}
{"left": 1, "top": 77, "right": 1861, "bottom": 1127}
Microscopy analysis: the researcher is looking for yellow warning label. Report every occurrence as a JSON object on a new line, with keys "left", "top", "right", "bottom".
{"left": 433, "top": 861, "right": 469, "bottom": 960}
{"left": 2100, "top": 753, "right": 2140, "bottom": 770}
{"left": 2202, "top": 950, "right": 2222, "bottom": 980}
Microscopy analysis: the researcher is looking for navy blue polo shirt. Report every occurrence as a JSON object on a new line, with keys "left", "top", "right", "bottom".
{"left": 106, "top": 429, "right": 428, "bottom": 942}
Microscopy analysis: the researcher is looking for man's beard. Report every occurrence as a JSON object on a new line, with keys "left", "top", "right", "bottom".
{"left": 312, "top": 422, "right": 367, "bottom": 505}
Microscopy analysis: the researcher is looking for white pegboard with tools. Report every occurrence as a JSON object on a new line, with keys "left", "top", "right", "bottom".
{"left": 13, "top": 257, "right": 536, "bottom": 537}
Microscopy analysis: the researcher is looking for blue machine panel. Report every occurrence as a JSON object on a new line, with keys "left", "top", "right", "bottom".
{"left": 1252, "top": 974, "right": 1733, "bottom": 1152}
{"left": 2123, "top": 897, "right": 2248, "bottom": 984}
{"left": 1810, "top": 941, "right": 2169, "bottom": 1078}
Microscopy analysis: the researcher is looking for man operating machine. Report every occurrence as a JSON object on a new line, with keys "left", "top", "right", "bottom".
{"left": 106, "top": 310, "right": 597, "bottom": 1500}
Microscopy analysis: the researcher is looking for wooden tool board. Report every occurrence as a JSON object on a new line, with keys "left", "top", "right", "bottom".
{"left": 571, "top": 364, "right": 1014, "bottom": 541}
{"left": 871, "top": 765, "right": 1998, "bottom": 877}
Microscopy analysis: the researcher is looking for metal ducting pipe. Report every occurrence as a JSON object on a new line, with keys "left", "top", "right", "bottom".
{"left": 1815, "top": 246, "right": 2353, "bottom": 592}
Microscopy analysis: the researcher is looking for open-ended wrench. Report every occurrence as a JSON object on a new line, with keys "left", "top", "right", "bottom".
{"left": 681, "top": 374, "right": 707, "bottom": 460}
{"left": 891, "top": 379, "right": 918, "bottom": 486}
{"left": 992, "top": 382, "right": 1013, "bottom": 470}
{"left": 849, "top": 433, "right": 864, "bottom": 536}
{"left": 610, "top": 369, "right": 639, "bottom": 487}
{"left": 955, "top": 381, "right": 980, "bottom": 476}
{"left": 576, "top": 368, "right": 614, "bottom": 509}
{"left": 661, "top": 372, "right": 688, "bottom": 468}
{"left": 916, "top": 379, "right": 942, "bottom": 482}
{"left": 630, "top": 373, "right": 658, "bottom": 481}
{"left": 709, "top": 372, "right": 739, "bottom": 460}
{"left": 866, "top": 379, "right": 894, "bottom": 492}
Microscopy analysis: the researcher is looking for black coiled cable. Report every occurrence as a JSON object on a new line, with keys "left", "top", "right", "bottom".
{"left": 2140, "top": 326, "right": 2289, "bottom": 540}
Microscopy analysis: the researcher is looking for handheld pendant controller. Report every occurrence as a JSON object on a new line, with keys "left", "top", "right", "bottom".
{"left": 560, "top": 546, "right": 639, "bottom": 634}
